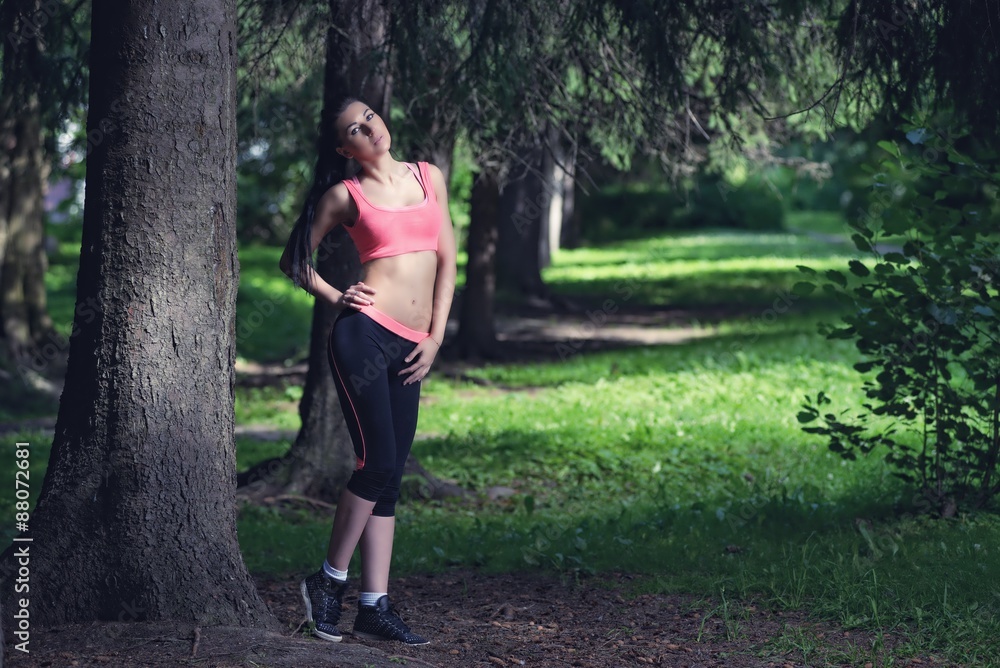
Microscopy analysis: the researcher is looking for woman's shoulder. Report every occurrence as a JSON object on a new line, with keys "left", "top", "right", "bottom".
{"left": 416, "top": 160, "right": 441, "bottom": 174}
{"left": 417, "top": 161, "right": 446, "bottom": 187}
{"left": 322, "top": 180, "right": 353, "bottom": 205}
{"left": 317, "top": 181, "right": 358, "bottom": 225}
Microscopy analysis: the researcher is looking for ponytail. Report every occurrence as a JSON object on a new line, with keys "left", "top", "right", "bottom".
{"left": 286, "top": 96, "right": 360, "bottom": 290}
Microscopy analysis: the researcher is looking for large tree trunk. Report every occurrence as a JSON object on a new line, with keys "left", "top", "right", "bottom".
{"left": 0, "top": 0, "right": 275, "bottom": 628}
{"left": 0, "top": 0, "right": 56, "bottom": 381}
{"left": 456, "top": 171, "right": 500, "bottom": 359}
{"left": 238, "top": 0, "right": 391, "bottom": 502}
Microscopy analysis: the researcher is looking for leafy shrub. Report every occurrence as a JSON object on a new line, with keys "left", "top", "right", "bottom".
{"left": 676, "top": 173, "right": 786, "bottom": 232}
{"left": 796, "top": 122, "right": 1000, "bottom": 516}
{"left": 577, "top": 171, "right": 785, "bottom": 243}
{"left": 575, "top": 185, "right": 685, "bottom": 242}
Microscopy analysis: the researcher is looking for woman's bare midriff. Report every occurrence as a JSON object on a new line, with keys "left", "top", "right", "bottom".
{"left": 360, "top": 250, "right": 438, "bottom": 332}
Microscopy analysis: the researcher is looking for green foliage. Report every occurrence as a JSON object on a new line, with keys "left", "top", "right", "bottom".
{"left": 833, "top": 1, "right": 1000, "bottom": 137}
{"left": 235, "top": 0, "right": 327, "bottom": 243}
{"left": 678, "top": 173, "right": 786, "bottom": 232}
{"left": 798, "top": 122, "right": 1000, "bottom": 515}
{"left": 234, "top": 244, "right": 315, "bottom": 363}
{"left": 575, "top": 183, "right": 685, "bottom": 241}
{"left": 577, "top": 171, "right": 786, "bottom": 243}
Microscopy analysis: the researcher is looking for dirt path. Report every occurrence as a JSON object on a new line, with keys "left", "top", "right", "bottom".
{"left": 9, "top": 571, "right": 950, "bottom": 668}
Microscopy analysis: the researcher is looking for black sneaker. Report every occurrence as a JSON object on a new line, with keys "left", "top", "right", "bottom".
{"left": 300, "top": 570, "right": 348, "bottom": 642}
{"left": 353, "top": 595, "right": 429, "bottom": 645}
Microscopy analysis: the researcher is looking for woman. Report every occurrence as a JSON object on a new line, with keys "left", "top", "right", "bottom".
{"left": 279, "top": 98, "right": 456, "bottom": 646}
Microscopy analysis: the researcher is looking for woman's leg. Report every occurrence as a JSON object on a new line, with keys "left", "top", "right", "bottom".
{"left": 326, "top": 489, "right": 377, "bottom": 571}
{"left": 306, "top": 310, "right": 421, "bottom": 643}
{"left": 319, "top": 311, "right": 428, "bottom": 644}
{"left": 325, "top": 310, "right": 402, "bottom": 570}
{"left": 359, "top": 515, "right": 395, "bottom": 593}
{"left": 359, "top": 339, "right": 421, "bottom": 591}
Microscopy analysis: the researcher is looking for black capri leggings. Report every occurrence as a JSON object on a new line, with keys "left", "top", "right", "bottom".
{"left": 327, "top": 308, "right": 422, "bottom": 517}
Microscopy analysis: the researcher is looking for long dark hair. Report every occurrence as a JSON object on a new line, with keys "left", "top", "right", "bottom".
{"left": 286, "top": 97, "right": 359, "bottom": 290}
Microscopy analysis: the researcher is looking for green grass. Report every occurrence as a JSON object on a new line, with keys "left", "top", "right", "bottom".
{"left": 234, "top": 244, "right": 315, "bottom": 363}
{"left": 543, "top": 229, "right": 860, "bottom": 309}
{"left": 230, "top": 225, "right": 1000, "bottom": 665}
{"left": 9, "top": 221, "right": 1000, "bottom": 665}
{"left": 233, "top": 324, "right": 1000, "bottom": 661}
{"left": 40, "top": 220, "right": 849, "bottom": 366}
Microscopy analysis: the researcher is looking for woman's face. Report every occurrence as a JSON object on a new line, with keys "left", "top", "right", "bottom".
{"left": 336, "top": 101, "right": 391, "bottom": 160}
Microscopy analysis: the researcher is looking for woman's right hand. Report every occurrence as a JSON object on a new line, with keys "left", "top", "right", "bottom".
{"left": 337, "top": 281, "right": 376, "bottom": 310}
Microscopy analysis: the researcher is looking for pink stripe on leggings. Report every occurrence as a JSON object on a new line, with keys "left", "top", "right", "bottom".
{"left": 357, "top": 304, "right": 431, "bottom": 343}
{"left": 329, "top": 333, "right": 366, "bottom": 469}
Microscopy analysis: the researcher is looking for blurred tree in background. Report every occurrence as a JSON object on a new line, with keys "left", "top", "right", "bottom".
{"left": 0, "top": 0, "right": 88, "bottom": 406}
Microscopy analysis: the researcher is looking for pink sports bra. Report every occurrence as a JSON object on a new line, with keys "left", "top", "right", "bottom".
{"left": 341, "top": 161, "right": 441, "bottom": 263}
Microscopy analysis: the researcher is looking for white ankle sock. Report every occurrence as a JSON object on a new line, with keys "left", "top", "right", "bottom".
{"left": 359, "top": 591, "right": 386, "bottom": 607}
{"left": 322, "top": 560, "right": 348, "bottom": 582}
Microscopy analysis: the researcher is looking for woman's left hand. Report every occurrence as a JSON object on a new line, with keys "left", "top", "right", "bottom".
{"left": 399, "top": 338, "right": 440, "bottom": 385}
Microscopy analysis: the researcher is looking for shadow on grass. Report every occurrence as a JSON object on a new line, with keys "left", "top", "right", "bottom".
{"left": 555, "top": 229, "right": 856, "bottom": 267}
{"left": 454, "top": 310, "right": 855, "bottom": 387}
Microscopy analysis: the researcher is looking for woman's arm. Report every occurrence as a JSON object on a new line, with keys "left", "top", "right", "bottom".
{"left": 427, "top": 163, "right": 457, "bottom": 345}
{"left": 278, "top": 183, "right": 364, "bottom": 309}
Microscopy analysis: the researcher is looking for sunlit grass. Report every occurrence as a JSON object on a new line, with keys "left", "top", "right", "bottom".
{"left": 412, "top": 334, "right": 871, "bottom": 512}
{"left": 234, "top": 385, "right": 302, "bottom": 430}
{"left": 20, "top": 221, "right": 1000, "bottom": 665}
{"left": 543, "top": 229, "right": 862, "bottom": 308}
{"left": 552, "top": 229, "right": 850, "bottom": 266}
{"left": 235, "top": 317, "right": 1000, "bottom": 663}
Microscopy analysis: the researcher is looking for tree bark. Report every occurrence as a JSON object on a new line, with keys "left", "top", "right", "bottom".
{"left": 456, "top": 171, "right": 500, "bottom": 359}
{"left": 0, "top": 0, "right": 275, "bottom": 628}
{"left": 0, "top": 0, "right": 56, "bottom": 377}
